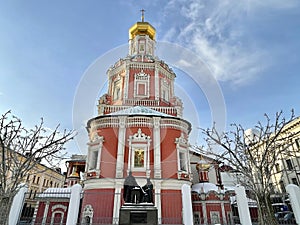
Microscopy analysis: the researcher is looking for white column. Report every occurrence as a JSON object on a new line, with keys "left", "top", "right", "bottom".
{"left": 202, "top": 201, "right": 207, "bottom": 224}
{"left": 155, "top": 181, "right": 162, "bottom": 224}
{"left": 221, "top": 201, "right": 227, "bottom": 225}
{"left": 124, "top": 64, "right": 129, "bottom": 99}
{"left": 112, "top": 181, "right": 123, "bottom": 224}
{"left": 107, "top": 70, "right": 112, "bottom": 96}
{"left": 31, "top": 200, "right": 39, "bottom": 225}
{"left": 235, "top": 185, "right": 251, "bottom": 225}
{"left": 115, "top": 116, "right": 126, "bottom": 178}
{"left": 170, "top": 75, "right": 175, "bottom": 98}
{"left": 286, "top": 184, "right": 300, "bottom": 225}
{"left": 128, "top": 139, "right": 132, "bottom": 174}
{"left": 86, "top": 147, "right": 91, "bottom": 173}
{"left": 154, "top": 63, "right": 159, "bottom": 100}
{"left": 66, "top": 184, "right": 82, "bottom": 225}
{"left": 41, "top": 201, "right": 50, "bottom": 225}
{"left": 181, "top": 184, "right": 194, "bottom": 225}
{"left": 186, "top": 143, "right": 191, "bottom": 176}
{"left": 95, "top": 137, "right": 104, "bottom": 176}
{"left": 153, "top": 117, "right": 161, "bottom": 178}
{"left": 9, "top": 184, "right": 28, "bottom": 225}
{"left": 146, "top": 138, "right": 151, "bottom": 178}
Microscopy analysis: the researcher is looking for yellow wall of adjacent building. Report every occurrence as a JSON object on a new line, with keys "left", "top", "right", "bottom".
{"left": 269, "top": 117, "right": 300, "bottom": 193}
{"left": 25, "top": 163, "right": 65, "bottom": 198}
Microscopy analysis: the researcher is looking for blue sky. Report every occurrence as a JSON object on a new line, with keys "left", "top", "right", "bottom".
{"left": 1, "top": 0, "right": 300, "bottom": 155}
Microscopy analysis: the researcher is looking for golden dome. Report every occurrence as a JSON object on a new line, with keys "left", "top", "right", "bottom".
{"left": 196, "top": 158, "right": 211, "bottom": 171}
{"left": 129, "top": 21, "right": 156, "bottom": 40}
{"left": 129, "top": 10, "right": 156, "bottom": 40}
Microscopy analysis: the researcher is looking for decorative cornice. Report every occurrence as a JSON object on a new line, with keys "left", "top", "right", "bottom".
{"left": 129, "top": 128, "right": 151, "bottom": 141}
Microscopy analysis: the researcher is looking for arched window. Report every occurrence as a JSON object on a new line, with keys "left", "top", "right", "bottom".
{"left": 134, "top": 71, "right": 149, "bottom": 98}
{"left": 175, "top": 133, "right": 190, "bottom": 179}
{"left": 113, "top": 75, "right": 122, "bottom": 101}
{"left": 81, "top": 205, "right": 94, "bottom": 225}
{"left": 161, "top": 78, "right": 169, "bottom": 101}
{"left": 128, "top": 128, "right": 151, "bottom": 173}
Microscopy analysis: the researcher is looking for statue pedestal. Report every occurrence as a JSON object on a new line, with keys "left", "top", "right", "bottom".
{"left": 119, "top": 203, "right": 158, "bottom": 225}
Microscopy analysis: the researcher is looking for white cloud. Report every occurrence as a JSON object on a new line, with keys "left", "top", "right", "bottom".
{"left": 176, "top": 59, "right": 193, "bottom": 68}
{"left": 160, "top": 0, "right": 298, "bottom": 86}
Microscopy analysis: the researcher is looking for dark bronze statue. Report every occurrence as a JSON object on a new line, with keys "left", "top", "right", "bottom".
{"left": 142, "top": 178, "right": 153, "bottom": 203}
{"left": 123, "top": 172, "right": 153, "bottom": 204}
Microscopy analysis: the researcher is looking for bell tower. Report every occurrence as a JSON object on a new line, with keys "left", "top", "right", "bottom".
{"left": 98, "top": 11, "right": 183, "bottom": 117}
{"left": 128, "top": 10, "right": 156, "bottom": 57}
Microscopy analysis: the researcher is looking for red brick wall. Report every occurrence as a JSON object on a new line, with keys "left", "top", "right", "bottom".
{"left": 161, "top": 190, "right": 182, "bottom": 224}
{"left": 160, "top": 128, "right": 181, "bottom": 179}
{"left": 97, "top": 127, "right": 118, "bottom": 178}
{"left": 34, "top": 201, "right": 69, "bottom": 224}
{"left": 81, "top": 188, "right": 115, "bottom": 223}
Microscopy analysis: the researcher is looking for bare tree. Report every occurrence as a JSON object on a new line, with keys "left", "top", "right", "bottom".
{"left": 196, "top": 111, "right": 300, "bottom": 225}
{"left": 0, "top": 111, "right": 75, "bottom": 225}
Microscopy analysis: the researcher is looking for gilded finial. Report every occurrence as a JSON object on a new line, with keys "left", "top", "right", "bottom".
{"left": 140, "top": 9, "right": 145, "bottom": 22}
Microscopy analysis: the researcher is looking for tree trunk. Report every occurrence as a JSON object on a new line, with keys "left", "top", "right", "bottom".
{"left": 256, "top": 193, "right": 278, "bottom": 225}
{"left": 0, "top": 196, "right": 13, "bottom": 225}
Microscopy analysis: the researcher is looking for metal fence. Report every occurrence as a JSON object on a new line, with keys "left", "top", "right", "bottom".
{"left": 15, "top": 190, "right": 184, "bottom": 225}
{"left": 13, "top": 190, "right": 298, "bottom": 225}
{"left": 271, "top": 193, "right": 297, "bottom": 225}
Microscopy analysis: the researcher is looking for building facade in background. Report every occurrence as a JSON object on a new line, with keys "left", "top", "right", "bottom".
{"left": 4, "top": 151, "right": 66, "bottom": 223}
{"left": 268, "top": 117, "right": 300, "bottom": 193}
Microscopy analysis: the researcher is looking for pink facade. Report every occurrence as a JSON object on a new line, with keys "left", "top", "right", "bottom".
{"left": 82, "top": 18, "right": 192, "bottom": 224}
{"left": 192, "top": 191, "right": 232, "bottom": 224}
{"left": 34, "top": 198, "right": 69, "bottom": 224}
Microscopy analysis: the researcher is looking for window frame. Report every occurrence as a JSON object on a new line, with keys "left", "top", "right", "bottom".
{"left": 134, "top": 71, "right": 149, "bottom": 98}
{"left": 131, "top": 144, "right": 147, "bottom": 171}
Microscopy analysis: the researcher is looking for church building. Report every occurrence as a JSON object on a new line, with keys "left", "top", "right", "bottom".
{"left": 32, "top": 14, "right": 234, "bottom": 225}
{"left": 82, "top": 13, "right": 192, "bottom": 224}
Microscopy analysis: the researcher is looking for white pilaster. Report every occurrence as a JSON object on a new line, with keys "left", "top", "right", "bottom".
{"left": 154, "top": 63, "right": 159, "bottom": 100}
{"left": 182, "top": 184, "right": 194, "bottom": 225}
{"left": 153, "top": 117, "right": 161, "bottom": 178}
{"left": 9, "top": 184, "right": 28, "bottom": 225}
{"left": 202, "top": 201, "right": 207, "bottom": 225}
{"left": 155, "top": 181, "right": 162, "bottom": 224}
{"left": 112, "top": 181, "right": 123, "bottom": 224}
{"left": 146, "top": 138, "right": 151, "bottom": 178}
{"left": 95, "top": 136, "right": 104, "bottom": 176}
{"left": 235, "top": 185, "right": 252, "bottom": 225}
{"left": 127, "top": 139, "right": 132, "bottom": 174}
{"left": 107, "top": 69, "right": 112, "bottom": 96}
{"left": 221, "top": 201, "right": 227, "bottom": 225}
{"left": 116, "top": 116, "right": 126, "bottom": 178}
{"left": 86, "top": 146, "right": 91, "bottom": 173}
{"left": 199, "top": 192, "right": 208, "bottom": 225}
{"left": 66, "top": 184, "right": 82, "bottom": 225}
{"left": 124, "top": 64, "right": 129, "bottom": 99}
{"left": 42, "top": 201, "right": 50, "bottom": 225}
